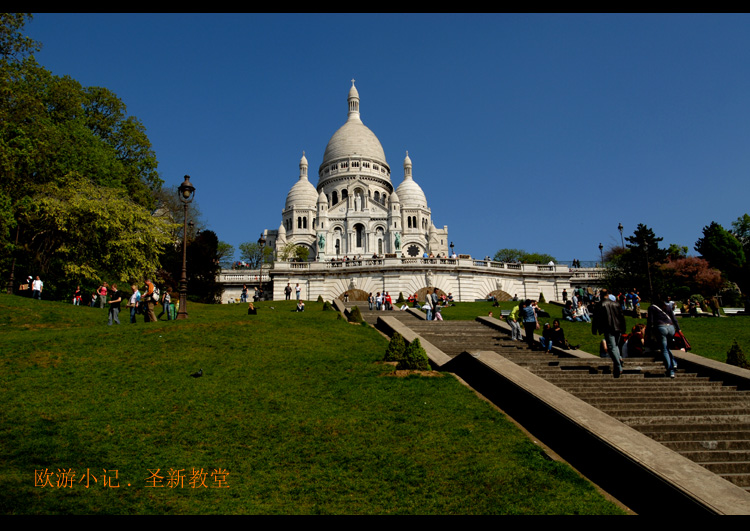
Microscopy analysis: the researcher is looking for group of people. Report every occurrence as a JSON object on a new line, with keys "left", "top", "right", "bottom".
{"left": 591, "top": 289, "right": 681, "bottom": 378}
{"left": 367, "top": 291, "right": 394, "bottom": 311}
{"left": 76, "top": 280, "right": 175, "bottom": 325}
{"left": 242, "top": 284, "right": 267, "bottom": 303}
{"left": 562, "top": 299, "right": 592, "bottom": 322}
{"left": 504, "top": 290, "right": 683, "bottom": 379}
{"left": 283, "top": 283, "right": 301, "bottom": 301}
{"left": 505, "top": 299, "right": 566, "bottom": 351}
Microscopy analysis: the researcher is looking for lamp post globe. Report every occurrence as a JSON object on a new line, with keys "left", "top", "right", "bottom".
{"left": 177, "top": 175, "right": 195, "bottom": 320}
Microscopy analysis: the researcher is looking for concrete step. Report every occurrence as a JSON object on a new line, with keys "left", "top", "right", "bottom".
{"left": 636, "top": 427, "right": 750, "bottom": 439}
{"left": 715, "top": 473, "right": 750, "bottom": 489}
{"left": 698, "top": 461, "right": 750, "bottom": 475}
{"left": 662, "top": 440, "right": 750, "bottom": 452}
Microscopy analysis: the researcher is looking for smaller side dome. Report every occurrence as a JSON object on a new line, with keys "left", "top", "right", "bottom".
{"left": 285, "top": 151, "right": 318, "bottom": 209}
{"left": 396, "top": 151, "right": 428, "bottom": 209}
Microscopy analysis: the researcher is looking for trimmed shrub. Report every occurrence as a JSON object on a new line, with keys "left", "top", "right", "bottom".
{"left": 398, "top": 337, "right": 431, "bottom": 371}
{"left": 316, "top": 295, "right": 324, "bottom": 302}
{"left": 539, "top": 292, "right": 546, "bottom": 304}
{"left": 396, "top": 292, "right": 405, "bottom": 304}
{"left": 726, "top": 340, "right": 750, "bottom": 369}
{"left": 384, "top": 332, "right": 406, "bottom": 363}
{"left": 322, "top": 301, "right": 334, "bottom": 311}
{"left": 348, "top": 305, "right": 363, "bottom": 323}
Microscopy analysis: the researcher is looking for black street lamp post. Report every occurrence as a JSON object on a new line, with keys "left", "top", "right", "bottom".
{"left": 618, "top": 223, "right": 624, "bottom": 249}
{"left": 599, "top": 242, "right": 604, "bottom": 265}
{"left": 257, "top": 233, "right": 266, "bottom": 300}
{"left": 177, "top": 175, "right": 195, "bottom": 320}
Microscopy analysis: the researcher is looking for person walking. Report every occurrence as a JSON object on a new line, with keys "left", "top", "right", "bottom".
{"left": 158, "top": 288, "right": 172, "bottom": 320}
{"left": 128, "top": 285, "right": 141, "bottom": 324}
{"left": 424, "top": 290, "right": 434, "bottom": 321}
{"left": 31, "top": 276, "right": 43, "bottom": 300}
{"left": 107, "top": 284, "right": 122, "bottom": 325}
{"left": 507, "top": 300, "right": 523, "bottom": 341}
{"left": 520, "top": 299, "right": 539, "bottom": 350}
{"left": 592, "top": 289, "right": 627, "bottom": 378}
{"left": 98, "top": 283, "right": 108, "bottom": 309}
{"left": 647, "top": 295, "right": 681, "bottom": 378}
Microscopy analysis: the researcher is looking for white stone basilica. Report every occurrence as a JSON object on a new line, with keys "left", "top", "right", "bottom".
{"left": 261, "top": 81, "right": 449, "bottom": 261}
{"left": 219, "top": 82, "right": 599, "bottom": 303}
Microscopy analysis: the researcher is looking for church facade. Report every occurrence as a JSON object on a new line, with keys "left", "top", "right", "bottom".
{"left": 218, "top": 82, "right": 591, "bottom": 303}
{"left": 261, "top": 81, "right": 449, "bottom": 262}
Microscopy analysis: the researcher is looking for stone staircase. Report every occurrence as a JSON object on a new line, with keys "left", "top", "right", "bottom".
{"left": 350, "top": 305, "right": 750, "bottom": 495}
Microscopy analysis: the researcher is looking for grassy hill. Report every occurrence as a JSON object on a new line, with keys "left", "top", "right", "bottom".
{"left": 0, "top": 294, "right": 624, "bottom": 515}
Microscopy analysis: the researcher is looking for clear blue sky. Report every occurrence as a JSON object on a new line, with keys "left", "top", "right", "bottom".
{"left": 25, "top": 13, "right": 750, "bottom": 263}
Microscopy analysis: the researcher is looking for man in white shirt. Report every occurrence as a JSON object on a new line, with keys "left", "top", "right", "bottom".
{"left": 31, "top": 276, "right": 43, "bottom": 299}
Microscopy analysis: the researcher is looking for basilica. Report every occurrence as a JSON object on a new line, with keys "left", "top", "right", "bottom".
{"left": 261, "top": 81, "right": 449, "bottom": 261}
{"left": 220, "top": 82, "right": 581, "bottom": 303}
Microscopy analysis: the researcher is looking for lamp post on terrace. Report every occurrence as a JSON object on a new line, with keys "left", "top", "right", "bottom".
{"left": 618, "top": 223, "right": 624, "bottom": 249}
{"left": 176, "top": 175, "right": 195, "bottom": 320}
{"left": 257, "top": 233, "right": 266, "bottom": 300}
{"left": 599, "top": 242, "right": 604, "bottom": 266}
{"left": 450, "top": 241, "right": 455, "bottom": 258}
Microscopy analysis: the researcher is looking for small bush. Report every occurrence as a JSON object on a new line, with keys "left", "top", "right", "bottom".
{"left": 398, "top": 337, "right": 431, "bottom": 371}
{"left": 348, "top": 305, "right": 363, "bottom": 323}
{"left": 322, "top": 301, "right": 334, "bottom": 311}
{"left": 539, "top": 292, "right": 546, "bottom": 304}
{"left": 396, "top": 292, "right": 405, "bottom": 304}
{"left": 726, "top": 340, "right": 750, "bottom": 369}
{"left": 384, "top": 332, "right": 406, "bottom": 363}
{"left": 317, "top": 295, "right": 324, "bottom": 302}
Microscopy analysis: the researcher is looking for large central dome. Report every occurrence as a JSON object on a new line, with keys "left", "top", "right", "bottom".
{"left": 319, "top": 81, "right": 390, "bottom": 183}
{"left": 322, "top": 119, "right": 387, "bottom": 165}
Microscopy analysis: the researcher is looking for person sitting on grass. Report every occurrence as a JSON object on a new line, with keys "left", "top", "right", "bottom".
{"left": 562, "top": 301, "right": 580, "bottom": 322}
{"left": 247, "top": 302, "right": 257, "bottom": 315}
{"left": 296, "top": 301, "right": 305, "bottom": 312}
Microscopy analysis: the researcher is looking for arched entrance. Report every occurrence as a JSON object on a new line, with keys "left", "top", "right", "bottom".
{"left": 413, "top": 286, "right": 447, "bottom": 302}
{"left": 487, "top": 289, "right": 513, "bottom": 301}
{"left": 338, "top": 288, "right": 369, "bottom": 301}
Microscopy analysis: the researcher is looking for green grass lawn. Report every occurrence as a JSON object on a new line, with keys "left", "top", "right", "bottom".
{"left": 0, "top": 294, "right": 624, "bottom": 515}
{"left": 439, "top": 300, "right": 750, "bottom": 363}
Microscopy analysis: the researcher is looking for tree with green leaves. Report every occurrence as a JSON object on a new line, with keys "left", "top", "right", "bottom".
{"left": 493, "top": 248, "right": 556, "bottom": 264}
{"left": 1, "top": 14, "right": 166, "bottom": 299}
{"left": 694, "top": 221, "right": 746, "bottom": 290}
{"left": 238, "top": 241, "right": 273, "bottom": 268}
{"left": 398, "top": 338, "right": 431, "bottom": 371}
{"left": 20, "top": 174, "right": 176, "bottom": 298}
{"left": 605, "top": 224, "right": 668, "bottom": 301}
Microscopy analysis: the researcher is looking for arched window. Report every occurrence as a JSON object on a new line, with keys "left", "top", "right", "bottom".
{"left": 355, "top": 224, "right": 364, "bottom": 247}
{"left": 297, "top": 217, "right": 302, "bottom": 229}
{"left": 332, "top": 191, "right": 338, "bottom": 205}
{"left": 303, "top": 217, "right": 307, "bottom": 229}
